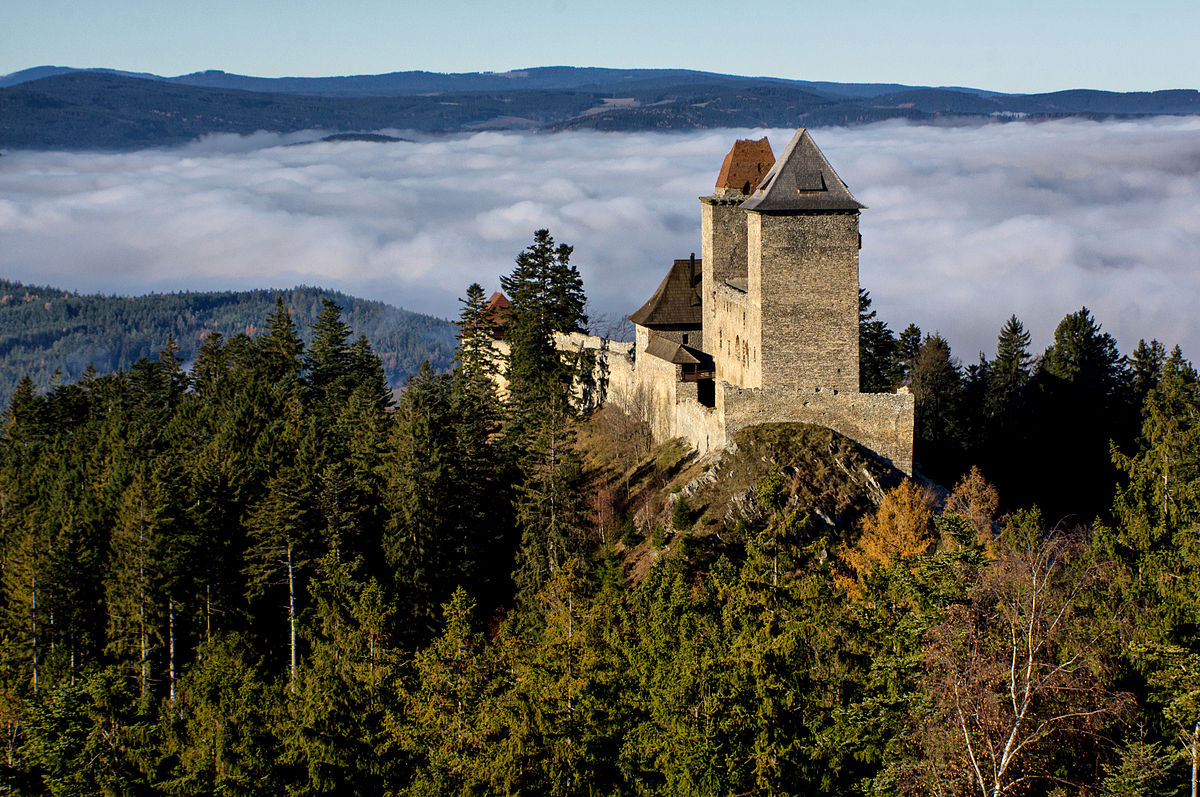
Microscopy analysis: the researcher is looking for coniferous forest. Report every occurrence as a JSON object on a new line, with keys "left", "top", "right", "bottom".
{"left": 0, "top": 280, "right": 457, "bottom": 409}
{"left": 2, "top": 231, "right": 1200, "bottom": 796}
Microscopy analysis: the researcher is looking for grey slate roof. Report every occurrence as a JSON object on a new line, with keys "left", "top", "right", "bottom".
{"left": 628, "top": 256, "right": 703, "bottom": 328}
{"left": 644, "top": 335, "right": 703, "bottom": 365}
{"left": 643, "top": 336, "right": 715, "bottom": 370}
{"left": 739, "top": 128, "right": 865, "bottom": 212}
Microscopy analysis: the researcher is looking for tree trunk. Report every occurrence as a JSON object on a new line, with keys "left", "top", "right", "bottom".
{"left": 168, "top": 597, "right": 176, "bottom": 702}
{"left": 1191, "top": 719, "right": 1198, "bottom": 797}
{"left": 139, "top": 598, "right": 149, "bottom": 698}
{"left": 287, "top": 542, "right": 297, "bottom": 692}
{"left": 30, "top": 575, "right": 38, "bottom": 694}
{"left": 138, "top": 522, "right": 149, "bottom": 698}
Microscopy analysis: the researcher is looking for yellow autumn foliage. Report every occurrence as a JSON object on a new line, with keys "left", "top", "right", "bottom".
{"left": 841, "top": 479, "right": 937, "bottom": 586}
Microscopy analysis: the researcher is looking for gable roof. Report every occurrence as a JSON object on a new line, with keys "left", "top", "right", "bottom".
{"left": 739, "top": 128, "right": 865, "bottom": 212}
{"left": 628, "top": 256, "right": 703, "bottom": 328}
{"left": 643, "top": 335, "right": 714, "bottom": 368}
{"left": 644, "top": 334, "right": 702, "bottom": 365}
{"left": 483, "top": 291, "right": 511, "bottom": 338}
{"left": 714, "top": 138, "right": 775, "bottom": 195}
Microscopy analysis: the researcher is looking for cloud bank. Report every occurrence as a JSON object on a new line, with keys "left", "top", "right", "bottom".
{"left": 1, "top": 118, "right": 1198, "bottom": 362}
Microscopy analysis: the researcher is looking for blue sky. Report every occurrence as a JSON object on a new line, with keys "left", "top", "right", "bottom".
{"left": 3, "top": 0, "right": 1197, "bottom": 92}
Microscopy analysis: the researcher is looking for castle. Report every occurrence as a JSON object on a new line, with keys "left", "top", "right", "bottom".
{"left": 558, "top": 128, "right": 915, "bottom": 474}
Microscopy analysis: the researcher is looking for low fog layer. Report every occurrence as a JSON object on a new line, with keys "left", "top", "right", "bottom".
{"left": 1, "top": 119, "right": 1198, "bottom": 361}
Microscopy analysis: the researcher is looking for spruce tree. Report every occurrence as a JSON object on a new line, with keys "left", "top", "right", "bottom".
{"left": 243, "top": 466, "right": 319, "bottom": 688}
{"left": 858, "top": 289, "right": 901, "bottom": 392}
{"left": 909, "top": 333, "right": 965, "bottom": 482}
{"left": 261, "top": 297, "right": 304, "bottom": 383}
{"left": 988, "top": 314, "right": 1033, "bottom": 421}
{"left": 304, "top": 299, "right": 354, "bottom": 410}
{"left": 1036, "top": 307, "right": 1129, "bottom": 519}
{"left": 500, "top": 229, "right": 589, "bottom": 430}
{"left": 383, "top": 364, "right": 465, "bottom": 637}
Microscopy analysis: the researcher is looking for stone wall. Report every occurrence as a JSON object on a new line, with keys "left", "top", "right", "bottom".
{"left": 673, "top": 389, "right": 726, "bottom": 456}
{"left": 553, "top": 331, "right": 637, "bottom": 413}
{"left": 548, "top": 331, "right": 914, "bottom": 476}
{"left": 750, "top": 210, "right": 860, "bottom": 392}
{"left": 721, "top": 384, "right": 913, "bottom": 475}
{"left": 708, "top": 282, "right": 758, "bottom": 388}
{"left": 700, "top": 199, "right": 748, "bottom": 297}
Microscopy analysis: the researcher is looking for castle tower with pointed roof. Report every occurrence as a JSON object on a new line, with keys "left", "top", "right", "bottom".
{"left": 697, "top": 130, "right": 864, "bottom": 393}
{"left": 550, "top": 128, "right": 912, "bottom": 474}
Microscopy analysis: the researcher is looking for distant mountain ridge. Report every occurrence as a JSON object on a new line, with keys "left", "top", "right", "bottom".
{"left": 0, "top": 280, "right": 456, "bottom": 407}
{"left": 0, "top": 65, "right": 969, "bottom": 98}
{"left": 0, "top": 66, "right": 1197, "bottom": 150}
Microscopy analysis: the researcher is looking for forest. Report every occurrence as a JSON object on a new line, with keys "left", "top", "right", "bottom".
{"left": 0, "top": 280, "right": 456, "bottom": 409}
{"left": 2, "top": 230, "right": 1199, "bottom": 796}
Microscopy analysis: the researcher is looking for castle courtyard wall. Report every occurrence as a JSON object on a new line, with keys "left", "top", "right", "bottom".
{"left": 709, "top": 282, "right": 759, "bottom": 388}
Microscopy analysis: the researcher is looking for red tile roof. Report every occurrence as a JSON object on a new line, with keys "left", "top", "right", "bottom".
{"left": 714, "top": 138, "right": 776, "bottom": 194}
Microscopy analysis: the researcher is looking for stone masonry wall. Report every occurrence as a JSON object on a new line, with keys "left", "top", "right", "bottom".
{"left": 708, "top": 283, "right": 757, "bottom": 388}
{"left": 722, "top": 384, "right": 914, "bottom": 475}
{"left": 546, "top": 332, "right": 914, "bottom": 476}
{"left": 700, "top": 200, "right": 748, "bottom": 296}
{"left": 750, "top": 211, "right": 860, "bottom": 392}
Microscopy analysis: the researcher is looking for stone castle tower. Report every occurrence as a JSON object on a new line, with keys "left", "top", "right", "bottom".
{"left": 544, "top": 128, "right": 914, "bottom": 474}
{"left": 701, "top": 129, "right": 863, "bottom": 393}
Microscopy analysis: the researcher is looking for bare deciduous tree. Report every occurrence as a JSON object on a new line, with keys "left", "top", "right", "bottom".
{"left": 921, "top": 533, "right": 1131, "bottom": 797}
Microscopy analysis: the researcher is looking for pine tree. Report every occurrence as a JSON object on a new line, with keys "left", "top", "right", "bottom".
{"left": 261, "top": 297, "right": 304, "bottom": 383}
{"left": 383, "top": 363, "right": 465, "bottom": 637}
{"left": 450, "top": 284, "right": 509, "bottom": 610}
{"left": 280, "top": 557, "right": 397, "bottom": 794}
{"left": 909, "top": 334, "right": 965, "bottom": 481}
{"left": 304, "top": 299, "right": 354, "bottom": 410}
{"left": 106, "top": 468, "right": 168, "bottom": 700}
{"left": 1129, "top": 338, "right": 1168, "bottom": 426}
{"left": 162, "top": 634, "right": 282, "bottom": 794}
{"left": 859, "top": 289, "right": 901, "bottom": 392}
{"left": 897, "top": 323, "right": 923, "bottom": 383}
{"left": 500, "top": 230, "right": 589, "bottom": 430}
{"left": 1036, "top": 307, "right": 1129, "bottom": 519}
{"left": 511, "top": 403, "right": 590, "bottom": 623}
{"left": 988, "top": 314, "right": 1032, "bottom": 421}
{"left": 400, "top": 587, "right": 496, "bottom": 794}
{"left": 243, "top": 466, "right": 319, "bottom": 689}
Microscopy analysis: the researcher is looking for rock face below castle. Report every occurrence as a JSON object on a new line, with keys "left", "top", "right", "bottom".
{"left": 562, "top": 128, "right": 914, "bottom": 474}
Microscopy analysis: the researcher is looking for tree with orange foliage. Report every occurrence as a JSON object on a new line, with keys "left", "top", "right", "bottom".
{"left": 841, "top": 479, "right": 937, "bottom": 587}
{"left": 943, "top": 466, "right": 1000, "bottom": 554}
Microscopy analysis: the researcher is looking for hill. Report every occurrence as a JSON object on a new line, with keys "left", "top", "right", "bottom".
{"left": 0, "top": 65, "right": 967, "bottom": 97}
{"left": 0, "top": 279, "right": 456, "bottom": 407}
{"left": 577, "top": 408, "right": 908, "bottom": 579}
{"left": 1, "top": 68, "right": 1197, "bottom": 150}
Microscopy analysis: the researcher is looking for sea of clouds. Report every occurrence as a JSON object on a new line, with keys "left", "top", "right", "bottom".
{"left": 1, "top": 118, "right": 1198, "bottom": 362}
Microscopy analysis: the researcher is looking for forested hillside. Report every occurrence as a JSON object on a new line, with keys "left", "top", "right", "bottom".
{"left": 2, "top": 70, "right": 1196, "bottom": 150}
{"left": 2, "top": 232, "right": 1199, "bottom": 794}
{"left": 0, "top": 279, "right": 456, "bottom": 406}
